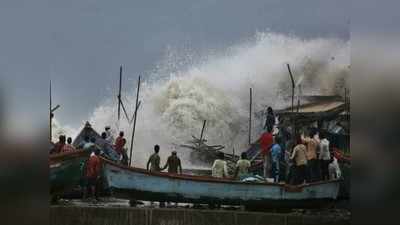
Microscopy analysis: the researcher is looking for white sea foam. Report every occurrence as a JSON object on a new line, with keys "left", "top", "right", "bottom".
{"left": 69, "top": 32, "right": 349, "bottom": 168}
{"left": 52, "top": 118, "right": 79, "bottom": 142}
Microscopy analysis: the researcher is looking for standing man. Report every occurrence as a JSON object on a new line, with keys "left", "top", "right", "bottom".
{"left": 146, "top": 145, "right": 164, "bottom": 207}
{"left": 101, "top": 132, "right": 111, "bottom": 145}
{"left": 234, "top": 152, "right": 251, "bottom": 180}
{"left": 211, "top": 152, "right": 229, "bottom": 178}
{"left": 162, "top": 151, "right": 182, "bottom": 174}
{"left": 329, "top": 155, "right": 342, "bottom": 180}
{"left": 258, "top": 126, "right": 274, "bottom": 178}
{"left": 301, "top": 130, "right": 320, "bottom": 182}
{"left": 101, "top": 132, "right": 119, "bottom": 161}
{"left": 147, "top": 145, "right": 161, "bottom": 172}
{"left": 105, "top": 126, "right": 114, "bottom": 144}
{"left": 114, "top": 131, "right": 126, "bottom": 157}
{"left": 264, "top": 107, "right": 275, "bottom": 132}
{"left": 120, "top": 139, "right": 129, "bottom": 166}
{"left": 84, "top": 149, "right": 102, "bottom": 202}
{"left": 270, "top": 136, "right": 282, "bottom": 182}
{"left": 290, "top": 135, "right": 308, "bottom": 185}
{"left": 319, "top": 132, "right": 331, "bottom": 180}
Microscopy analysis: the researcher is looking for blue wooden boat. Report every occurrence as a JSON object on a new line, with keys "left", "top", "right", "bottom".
{"left": 102, "top": 158, "right": 341, "bottom": 209}
{"left": 50, "top": 122, "right": 119, "bottom": 198}
{"left": 50, "top": 150, "right": 89, "bottom": 196}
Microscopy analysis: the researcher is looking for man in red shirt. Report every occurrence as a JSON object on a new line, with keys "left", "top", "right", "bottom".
{"left": 84, "top": 149, "right": 102, "bottom": 201}
{"left": 114, "top": 131, "right": 125, "bottom": 155}
{"left": 258, "top": 127, "right": 274, "bottom": 178}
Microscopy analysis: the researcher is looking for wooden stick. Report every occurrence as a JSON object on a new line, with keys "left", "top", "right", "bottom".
{"left": 51, "top": 105, "right": 60, "bottom": 113}
{"left": 286, "top": 64, "right": 295, "bottom": 113}
{"left": 200, "top": 120, "right": 206, "bottom": 142}
{"left": 250, "top": 149, "right": 262, "bottom": 162}
{"left": 119, "top": 98, "right": 131, "bottom": 122}
{"left": 129, "top": 101, "right": 142, "bottom": 124}
{"left": 129, "top": 75, "right": 141, "bottom": 165}
{"left": 249, "top": 88, "right": 252, "bottom": 145}
{"left": 129, "top": 101, "right": 141, "bottom": 124}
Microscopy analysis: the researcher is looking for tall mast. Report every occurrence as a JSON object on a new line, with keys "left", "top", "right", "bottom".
{"left": 129, "top": 75, "right": 141, "bottom": 165}
{"left": 249, "top": 87, "right": 253, "bottom": 145}
{"left": 117, "top": 65, "right": 123, "bottom": 129}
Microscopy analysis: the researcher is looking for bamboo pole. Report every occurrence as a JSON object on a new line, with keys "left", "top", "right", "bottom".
{"left": 286, "top": 64, "right": 297, "bottom": 144}
{"left": 200, "top": 120, "right": 206, "bottom": 142}
{"left": 286, "top": 64, "right": 295, "bottom": 113}
{"left": 129, "top": 75, "right": 141, "bottom": 165}
{"left": 51, "top": 105, "right": 60, "bottom": 113}
{"left": 119, "top": 99, "right": 131, "bottom": 122}
{"left": 297, "top": 85, "right": 301, "bottom": 113}
{"left": 249, "top": 88, "right": 252, "bottom": 145}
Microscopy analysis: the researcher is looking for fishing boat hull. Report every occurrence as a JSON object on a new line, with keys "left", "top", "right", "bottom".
{"left": 50, "top": 150, "right": 90, "bottom": 196}
{"left": 102, "top": 159, "right": 340, "bottom": 209}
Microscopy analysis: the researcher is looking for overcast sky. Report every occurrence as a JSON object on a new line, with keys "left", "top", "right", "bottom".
{"left": 0, "top": 0, "right": 350, "bottom": 129}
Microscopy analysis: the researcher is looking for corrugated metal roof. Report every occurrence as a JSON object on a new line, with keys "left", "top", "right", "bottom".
{"left": 293, "top": 101, "right": 344, "bottom": 113}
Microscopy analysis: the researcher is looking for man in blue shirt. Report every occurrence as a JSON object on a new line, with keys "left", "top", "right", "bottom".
{"left": 271, "top": 136, "right": 282, "bottom": 182}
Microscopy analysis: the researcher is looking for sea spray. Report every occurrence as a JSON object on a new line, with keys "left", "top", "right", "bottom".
{"left": 51, "top": 118, "right": 79, "bottom": 142}
{"left": 61, "top": 32, "right": 349, "bottom": 168}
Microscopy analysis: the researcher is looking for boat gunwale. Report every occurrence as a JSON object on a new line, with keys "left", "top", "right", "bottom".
{"left": 102, "top": 157, "right": 341, "bottom": 189}
{"left": 49, "top": 149, "right": 89, "bottom": 164}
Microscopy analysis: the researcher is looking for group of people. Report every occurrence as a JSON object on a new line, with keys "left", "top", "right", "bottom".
{"left": 50, "top": 135, "right": 76, "bottom": 154}
{"left": 145, "top": 144, "right": 254, "bottom": 183}
{"left": 210, "top": 151, "right": 252, "bottom": 181}
{"left": 50, "top": 126, "right": 128, "bottom": 162}
{"left": 288, "top": 130, "right": 341, "bottom": 185}
{"left": 143, "top": 108, "right": 341, "bottom": 186}
{"left": 80, "top": 127, "right": 130, "bottom": 201}
{"left": 146, "top": 145, "right": 183, "bottom": 174}
{"left": 50, "top": 112, "right": 343, "bottom": 201}
{"left": 50, "top": 126, "right": 131, "bottom": 201}
{"left": 208, "top": 106, "right": 341, "bottom": 185}
{"left": 256, "top": 107, "right": 342, "bottom": 185}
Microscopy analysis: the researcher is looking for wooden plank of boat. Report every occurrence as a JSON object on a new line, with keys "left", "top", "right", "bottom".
{"left": 102, "top": 158, "right": 341, "bottom": 209}
{"left": 50, "top": 150, "right": 90, "bottom": 196}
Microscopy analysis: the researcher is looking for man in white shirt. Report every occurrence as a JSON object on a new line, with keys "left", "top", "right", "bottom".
{"left": 329, "top": 157, "right": 342, "bottom": 180}
{"left": 234, "top": 152, "right": 251, "bottom": 180}
{"left": 105, "top": 126, "right": 114, "bottom": 144}
{"left": 212, "top": 152, "right": 229, "bottom": 178}
{"left": 319, "top": 132, "right": 331, "bottom": 180}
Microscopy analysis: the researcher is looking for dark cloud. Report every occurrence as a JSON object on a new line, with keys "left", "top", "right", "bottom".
{"left": 0, "top": 0, "right": 349, "bottom": 128}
